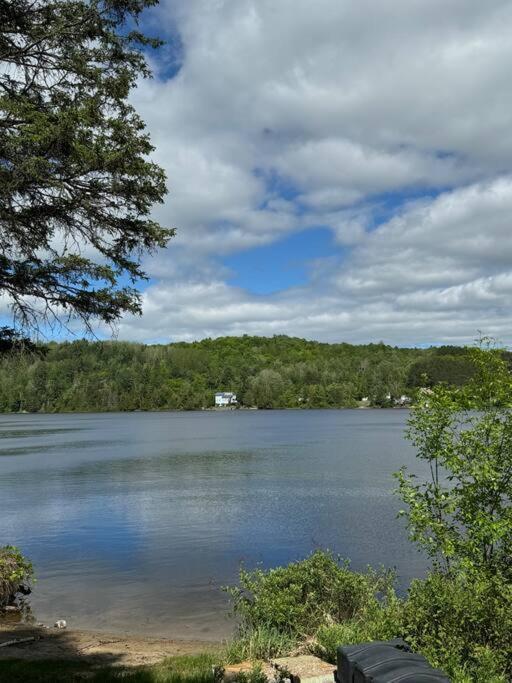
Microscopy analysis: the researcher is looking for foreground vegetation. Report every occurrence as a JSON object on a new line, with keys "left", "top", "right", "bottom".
{"left": 0, "top": 333, "right": 483, "bottom": 412}
{"left": 225, "top": 550, "right": 510, "bottom": 683}
{"left": 4, "top": 554, "right": 506, "bottom": 682}
{"left": 222, "top": 344, "right": 512, "bottom": 682}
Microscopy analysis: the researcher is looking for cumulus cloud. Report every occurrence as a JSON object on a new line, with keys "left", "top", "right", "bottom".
{"left": 116, "top": 178, "right": 512, "bottom": 346}
{"left": 113, "top": 0, "right": 512, "bottom": 345}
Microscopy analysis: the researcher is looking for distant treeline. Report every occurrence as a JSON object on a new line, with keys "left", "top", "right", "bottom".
{"left": 0, "top": 334, "right": 490, "bottom": 412}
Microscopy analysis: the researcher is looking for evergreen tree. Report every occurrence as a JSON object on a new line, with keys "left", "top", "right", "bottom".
{"left": 0, "top": 0, "right": 172, "bottom": 330}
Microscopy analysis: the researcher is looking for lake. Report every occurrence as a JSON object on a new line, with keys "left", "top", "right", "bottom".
{"left": 0, "top": 410, "right": 428, "bottom": 640}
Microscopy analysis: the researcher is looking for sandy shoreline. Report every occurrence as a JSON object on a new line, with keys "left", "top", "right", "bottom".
{"left": 0, "top": 623, "right": 220, "bottom": 667}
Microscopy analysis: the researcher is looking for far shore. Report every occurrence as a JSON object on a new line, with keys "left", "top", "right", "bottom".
{"left": 5, "top": 405, "right": 411, "bottom": 416}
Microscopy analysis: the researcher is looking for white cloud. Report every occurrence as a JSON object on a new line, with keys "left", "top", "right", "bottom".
{"left": 111, "top": 0, "right": 512, "bottom": 345}
{"left": 116, "top": 178, "right": 512, "bottom": 346}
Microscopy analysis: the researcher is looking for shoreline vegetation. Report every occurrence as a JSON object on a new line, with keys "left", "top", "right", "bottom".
{"left": 1, "top": 550, "right": 510, "bottom": 682}
{"left": 0, "top": 334, "right": 485, "bottom": 414}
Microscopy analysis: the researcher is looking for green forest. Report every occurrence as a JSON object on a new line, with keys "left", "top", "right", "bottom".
{"left": 0, "top": 334, "right": 481, "bottom": 412}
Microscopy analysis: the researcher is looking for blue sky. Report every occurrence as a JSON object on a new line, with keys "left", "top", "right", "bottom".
{"left": 224, "top": 228, "right": 341, "bottom": 295}
{"left": 6, "top": 1, "right": 512, "bottom": 346}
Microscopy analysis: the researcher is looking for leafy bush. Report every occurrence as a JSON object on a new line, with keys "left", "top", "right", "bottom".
{"left": 313, "top": 583, "right": 403, "bottom": 663}
{"left": 226, "top": 551, "right": 395, "bottom": 638}
{"left": 395, "top": 342, "right": 512, "bottom": 680}
{"left": 311, "top": 568, "right": 511, "bottom": 681}
{"left": 226, "top": 550, "right": 512, "bottom": 680}
{"left": 402, "top": 571, "right": 511, "bottom": 682}
{"left": 0, "top": 545, "right": 33, "bottom": 607}
{"left": 397, "top": 342, "right": 512, "bottom": 576}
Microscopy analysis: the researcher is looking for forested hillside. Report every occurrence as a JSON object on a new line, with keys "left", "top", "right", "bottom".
{"left": 0, "top": 335, "right": 478, "bottom": 412}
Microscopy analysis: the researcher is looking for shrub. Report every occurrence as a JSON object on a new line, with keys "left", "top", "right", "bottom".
{"left": 396, "top": 342, "right": 512, "bottom": 576}
{"left": 226, "top": 550, "right": 396, "bottom": 638}
{"left": 315, "top": 569, "right": 511, "bottom": 680}
{"left": 395, "top": 342, "right": 512, "bottom": 681}
{"left": 0, "top": 546, "right": 33, "bottom": 607}
{"left": 313, "top": 584, "right": 403, "bottom": 663}
{"left": 402, "top": 571, "right": 511, "bottom": 682}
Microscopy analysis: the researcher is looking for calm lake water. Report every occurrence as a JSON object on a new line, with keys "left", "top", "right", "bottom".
{"left": 0, "top": 410, "right": 428, "bottom": 640}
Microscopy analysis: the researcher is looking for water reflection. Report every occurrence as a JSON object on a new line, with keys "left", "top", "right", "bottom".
{"left": 0, "top": 410, "right": 428, "bottom": 639}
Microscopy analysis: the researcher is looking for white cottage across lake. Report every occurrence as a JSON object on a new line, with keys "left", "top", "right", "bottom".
{"left": 215, "top": 392, "right": 237, "bottom": 407}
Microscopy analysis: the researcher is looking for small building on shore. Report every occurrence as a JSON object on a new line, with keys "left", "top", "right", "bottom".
{"left": 215, "top": 392, "right": 237, "bottom": 407}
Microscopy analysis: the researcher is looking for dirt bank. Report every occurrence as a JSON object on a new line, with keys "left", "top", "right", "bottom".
{"left": 0, "top": 623, "right": 220, "bottom": 667}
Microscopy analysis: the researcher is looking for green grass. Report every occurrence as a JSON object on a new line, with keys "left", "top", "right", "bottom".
{"left": 0, "top": 653, "right": 219, "bottom": 683}
{"left": 224, "top": 625, "right": 296, "bottom": 664}
{"left": 0, "top": 659, "right": 94, "bottom": 683}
